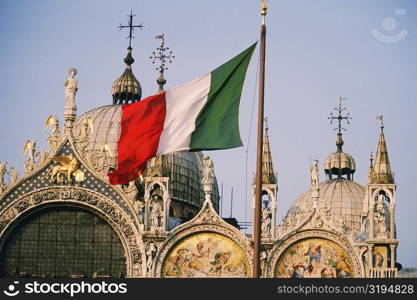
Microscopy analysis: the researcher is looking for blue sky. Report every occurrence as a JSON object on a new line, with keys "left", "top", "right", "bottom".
{"left": 0, "top": 0, "right": 416, "bottom": 267}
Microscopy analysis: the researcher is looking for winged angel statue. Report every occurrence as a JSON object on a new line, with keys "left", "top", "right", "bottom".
{"left": 44, "top": 115, "right": 60, "bottom": 137}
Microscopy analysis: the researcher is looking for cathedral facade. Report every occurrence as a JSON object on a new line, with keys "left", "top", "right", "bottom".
{"left": 0, "top": 42, "right": 399, "bottom": 278}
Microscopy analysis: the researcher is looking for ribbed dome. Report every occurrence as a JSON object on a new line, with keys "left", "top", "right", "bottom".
{"left": 73, "top": 105, "right": 219, "bottom": 208}
{"left": 324, "top": 151, "right": 356, "bottom": 173}
{"left": 282, "top": 179, "right": 365, "bottom": 234}
{"left": 74, "top": 105, "right": 121, "bottom": 168}
{"left": 111, "top": 49, "right": 142, "bottom": 104}
{"left": 323, "top": 133, "right": 356, "bottom": 179}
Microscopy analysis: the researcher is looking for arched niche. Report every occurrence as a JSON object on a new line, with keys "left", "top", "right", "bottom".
{"left": 0, "top": 187, "right": 146, "bottom": 277}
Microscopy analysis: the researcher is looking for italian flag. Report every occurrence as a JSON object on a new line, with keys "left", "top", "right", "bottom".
{"left": 108, "top": 43, "right": 256, "bottom": 185}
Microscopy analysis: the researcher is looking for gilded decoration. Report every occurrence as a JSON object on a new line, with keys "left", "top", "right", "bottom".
{"left": 275, "top": 238, "right": 354, "bottom": 278}
{"left": 154, "top": 200, "right": 252, "bottom": 277}
{"left": 373, "top": 246, "right": 388, "bottom": 268}
{"left": 268, "top": 230, "right": 363, "bottom": 278}
{"left": 162, "top": 232, "right": 249, "bottom": 277}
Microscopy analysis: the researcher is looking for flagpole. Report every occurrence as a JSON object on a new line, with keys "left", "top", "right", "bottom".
{"left": 253, "top": 0, "right": 267, "bottom": 278}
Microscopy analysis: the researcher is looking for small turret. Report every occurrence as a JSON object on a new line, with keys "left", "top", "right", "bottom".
{"left": 262, "top": 117, "right": 276, "bottom": 184}
{"left": 369, "top": 116, "right": 394, "bottom": 184}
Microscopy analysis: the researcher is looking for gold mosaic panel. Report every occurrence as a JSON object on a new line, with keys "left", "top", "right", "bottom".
{"left": 275, "top": 238, "right": 354, "bottom": 278}
{"left": 162, "top": 232, "right": 249, "bottom": 278}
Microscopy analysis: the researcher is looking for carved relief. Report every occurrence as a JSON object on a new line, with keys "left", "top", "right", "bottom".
{"left": 145, "top": 241, "right": 158, "bottom": 275}
{"left": 123, "top": 181, "right": 138, "bottom": 203}
{"left": 74, "top": 117, "right": 93, "bottom": 155}
{"left": 0, "top": 208, "right": 16, "bottom": 232}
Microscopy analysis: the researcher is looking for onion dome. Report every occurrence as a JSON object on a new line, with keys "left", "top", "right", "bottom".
{"left": 111, "top": 48, "right": 142, "bottom": 105}
{"left": 324, "top": 133, "right": 356, "bottom": 180}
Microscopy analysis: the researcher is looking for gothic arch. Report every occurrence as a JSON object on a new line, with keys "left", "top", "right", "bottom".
{"left": 371, "top": 188, "right": 394, "bottom": 204}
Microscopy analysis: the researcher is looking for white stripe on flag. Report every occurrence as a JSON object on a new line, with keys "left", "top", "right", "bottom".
{"left": 156, "top": 73, "right": 211, "bottom": 155}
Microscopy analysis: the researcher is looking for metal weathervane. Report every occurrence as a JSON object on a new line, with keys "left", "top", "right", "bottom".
{"left": 150, "top": 34, "right": 175, "bottom": 92}
{"left": 118, "top": 10, "right": 144, "bottom": 49}
{"left": 328, "top": 97, "right": 352, "bottom": 134}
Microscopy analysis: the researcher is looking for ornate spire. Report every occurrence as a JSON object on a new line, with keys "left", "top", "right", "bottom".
{"left": 367, "top": 151, "right": 375, "bottom": 184}
{"left": 262, "top": 117, "right": 276, "bottom": 184}
{"left": 112, "top": 11, "right": 144, "bottom": 105}
{"left": 150, "top": 34, "right": 175, "bottom": 92}
{"left": 324, "top": 97, "right": 355, "bottom": 180}
{"left": 369, "top": 115, "right": 394, "bottom": 184}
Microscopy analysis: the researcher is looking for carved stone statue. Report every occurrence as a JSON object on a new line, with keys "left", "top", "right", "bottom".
{"left": 374, "top": 208, "right": 387, "bottom": 235}
{"left": 260, "top": 250, "right": 268, "bottom": 277}
{"left": 145, "top": 242, "right": 157, "bottom": 275}
{"left": 148, "top": 156, "right": 164, "bottom": 177}
{"left": 150, "top": 194, "right": 163, "bottom": 228}
{"left": 310, "top": 159, "right": 319, "bottom": 190}
{"left": 64, "top": 68, "right": 78, "bottom": 107}
{"left": 86, "top": 150, "right": 99, "bottom": 170}
{"left": 123, "top": 181, "right": 138, "bottom": 202}
{"left": 45, "top": 115, "right": 60, "bottom": 137}
{"left": 261, "top": 200, "right": 272, "bottom": 235}
{"left": 7, "top": 167, "right": 19, "bottom": 186}
{"left": 45, "top": 115, "right": 61, "bottom": 151}
{"left": 374, "top": 194, "right": 389, "bottom": 236}
{"left": 0, "top": 161, "right": 7, "bottom": 193}
{"left": 133, "top": 199, "right": 144, "bottom": 223}
{"left": 202, "top": 156, "right": 215, "bottom": 187}
{"left": 76, "top": 117, "right": 94, "bottom": 145}
{"left": 23, "top": 140, "right": 36, "bottom": 164}
{"left": 36, "top": 151, "right": 48, "bottom": 166}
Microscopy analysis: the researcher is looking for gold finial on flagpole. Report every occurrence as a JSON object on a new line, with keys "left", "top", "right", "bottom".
{"left": 261, "top": 0, "right": 268, "bottom": 24}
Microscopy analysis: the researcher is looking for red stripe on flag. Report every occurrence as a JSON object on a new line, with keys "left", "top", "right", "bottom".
{"left": 108, "top": 92, "right": 166, "bottom": 185}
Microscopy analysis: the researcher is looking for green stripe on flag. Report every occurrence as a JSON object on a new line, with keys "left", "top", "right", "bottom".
{"left": 189, "top": 42, "right": 257, "bottom": 150}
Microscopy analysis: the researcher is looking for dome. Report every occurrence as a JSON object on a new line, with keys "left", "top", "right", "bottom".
{"left": 324, "top": 151, "right": 356, "bottom": 173}
{"left": 111, "top": 48, "right": 142, "bottom": 104}
{"left": 73, "top": 105, "right": 219, "bottom": 208}
{"left": 323, "top": 133, "right": 356, "bottom": 180}
{"left": 74, "top": 105, "right": 121, "bottom": 170}
{"left": 282, "top": 179, "right": 365, "bottom": 233}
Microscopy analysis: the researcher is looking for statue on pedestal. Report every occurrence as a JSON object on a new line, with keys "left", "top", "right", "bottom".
{"left": 64, "top": 68, "right": 78, "bottom": 108}
{"left": 310, "top": 160, "right": 319, "bottom": 190}
{"left": 150, "top": 194, "right": 163, "bottom": 228}
{"left": 261, "top": 200, "right": 272, "bottom": 235}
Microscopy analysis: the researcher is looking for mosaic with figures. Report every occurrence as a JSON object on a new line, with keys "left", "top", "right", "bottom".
{"left": 162, "top": 232, "right": 249, "bottom": 277}
{"left": 275, "top": 238, "right": 354, "bottom": 278}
